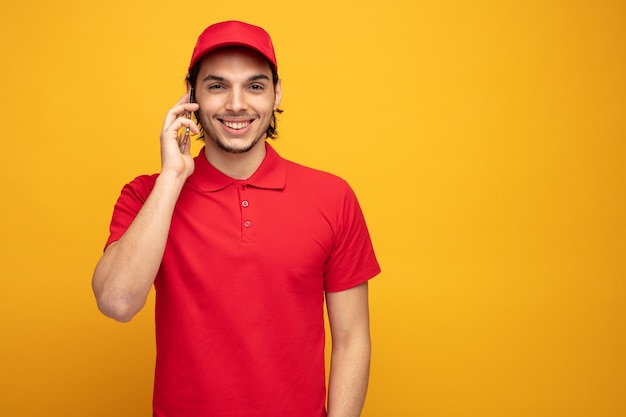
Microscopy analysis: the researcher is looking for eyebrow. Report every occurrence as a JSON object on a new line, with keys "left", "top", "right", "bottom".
{"left": 201, "top": 74, "right": 271, "bottom": 83}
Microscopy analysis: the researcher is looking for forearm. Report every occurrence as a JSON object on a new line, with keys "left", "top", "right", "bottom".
{"left": 327, "top": 332, "right": 371, "bottom": 417}
{"left": 92, "top": 172, "right": 186, "bottom": 321}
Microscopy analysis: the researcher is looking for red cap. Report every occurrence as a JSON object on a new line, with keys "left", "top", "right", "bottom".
{"left": 188, "top": 21, "right": 277, "bottom": 71}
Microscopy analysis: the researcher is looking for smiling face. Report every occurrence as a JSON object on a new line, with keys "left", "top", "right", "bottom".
{"left": 194, "top": 47, "right": 282, "bottom": 154}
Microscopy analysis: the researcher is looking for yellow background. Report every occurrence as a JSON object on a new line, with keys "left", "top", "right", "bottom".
{"left": 1, "top": 0, "right": 625, "bottom": 416}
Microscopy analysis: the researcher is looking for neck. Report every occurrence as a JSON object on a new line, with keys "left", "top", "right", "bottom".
{"left": 203, "top": 140, "right": 267, "bottom": 180}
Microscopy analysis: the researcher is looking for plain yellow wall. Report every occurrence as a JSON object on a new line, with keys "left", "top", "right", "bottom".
{"left": 1, "top": 1, "right": 625, "bottom": 416}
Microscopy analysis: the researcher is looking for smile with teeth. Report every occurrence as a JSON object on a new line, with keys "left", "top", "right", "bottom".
{"left": 221, "top": 120, "right": 253, "bottom": 130}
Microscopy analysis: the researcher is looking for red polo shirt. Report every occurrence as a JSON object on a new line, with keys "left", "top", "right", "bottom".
{"left": 106, "top": 142, "right": 380, "bottom": 417}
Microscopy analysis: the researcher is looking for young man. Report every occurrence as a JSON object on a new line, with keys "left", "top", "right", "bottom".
{"left": 93, "top": 21, "right": 380, "bottom": 417}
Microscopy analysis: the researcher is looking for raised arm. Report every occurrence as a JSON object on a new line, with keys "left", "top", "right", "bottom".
{"left": 92, "top": 94, "right": 199, "bottom": 322}
{"left": 326, "top": 282, "right": 371, "bottom": 417}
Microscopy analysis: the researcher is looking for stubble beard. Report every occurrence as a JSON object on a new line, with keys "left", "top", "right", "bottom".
{"left": 212, "top": 132, "right": 264, "bottom": 154}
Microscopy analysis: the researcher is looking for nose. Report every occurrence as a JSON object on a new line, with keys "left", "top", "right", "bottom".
{"left": 225, "top": 87, "right": 246, "bottom": 112}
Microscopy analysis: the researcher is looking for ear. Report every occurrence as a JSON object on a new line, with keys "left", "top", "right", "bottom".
{"left": 273, "top": 79, "right": 282, "bottom": 110}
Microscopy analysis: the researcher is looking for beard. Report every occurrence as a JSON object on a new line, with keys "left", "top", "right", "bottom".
{"left": 210, "top": 131, "right": 264, "bottom": 154}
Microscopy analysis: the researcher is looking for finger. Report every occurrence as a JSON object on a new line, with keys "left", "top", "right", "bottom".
{"left": 162, "top": 96, "right": 199, "bottom": 129}
{"left": 174, "top": 116, "right": 200, "bottom": 135}
{"left": 163, "top": 117, "right": 200, "bottom": 147}
{"left": 164, "top": 110, "right": 201, "bottom": 135}
{"left": 165, "top": 104, "right": 200, "bottom": 131}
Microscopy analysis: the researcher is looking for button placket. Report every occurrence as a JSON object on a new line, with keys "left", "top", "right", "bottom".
{"left": 241, "top": 192, "right": 250, "bottom": 227}
{"left": 239, "top": 184, "right": 256, "bottom": 242}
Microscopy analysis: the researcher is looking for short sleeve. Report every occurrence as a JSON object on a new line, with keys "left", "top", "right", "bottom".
{"left": 104, "top": 174, "right": 157, "bottom": 250}
{"left": 323, "top": 183, "right": 380, "bottom": 292}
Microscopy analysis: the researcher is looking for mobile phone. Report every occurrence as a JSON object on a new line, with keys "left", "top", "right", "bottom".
{"left": 179, "top": 87, "right": 195, "bottom": 153}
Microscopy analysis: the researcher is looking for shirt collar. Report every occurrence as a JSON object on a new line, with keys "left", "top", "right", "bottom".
{"left": 189, "top": 141, "right": 287, "bottom": 192}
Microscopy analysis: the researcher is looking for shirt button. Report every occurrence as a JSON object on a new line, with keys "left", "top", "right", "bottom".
{"left": 242, "top": 200, "right": 249, "bottom": 208}
{"left": 244, "top": 220, "right": 251, "bottom": 228}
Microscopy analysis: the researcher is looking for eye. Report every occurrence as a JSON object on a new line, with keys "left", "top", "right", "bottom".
{"left": 208, "top": 84, "right": 225, "bottom": 91}
{"left": 249, "top": 84, "right": 265, "bottom": 91}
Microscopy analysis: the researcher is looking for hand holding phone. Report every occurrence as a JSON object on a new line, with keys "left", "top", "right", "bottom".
{"left": 179, "top": 87, "right": 195, "bottom": 153}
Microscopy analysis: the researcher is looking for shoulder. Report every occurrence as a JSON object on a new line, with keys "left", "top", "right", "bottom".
{"left": 118, "top": 173, "right": 159, "bottom": 202}
{"left": 280, "top": 160, "right": 363, "bottom": 215}
{"left": 284, "top": 160, "right": 351, "bottom": 193}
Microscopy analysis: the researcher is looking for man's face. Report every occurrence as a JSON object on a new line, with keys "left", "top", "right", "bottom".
{"left": 194, "top": 47, "right": 282, "bottom": 154}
